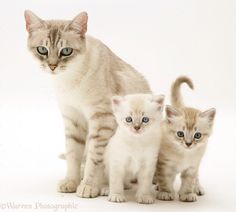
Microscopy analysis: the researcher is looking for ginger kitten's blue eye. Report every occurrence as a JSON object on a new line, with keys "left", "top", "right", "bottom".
{"left": 60, "top": 47, "right": 73, "bottom": 56}
{"left": 37, "top": 46, "right": 48, "bottom": 55}
{"left": 142, "top": 117, "right": 149, "bottom": 123}
{"left": 177, "top": 131, "right": 184, "bottom": 138}
{"left": 194, "top": 132, "right": 202, "bottom": 139}
{"left": 125, "top": 117, "right": 132, "bottom": 123}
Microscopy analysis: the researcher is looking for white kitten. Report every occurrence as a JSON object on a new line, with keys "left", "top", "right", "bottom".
{"left": 104, "top": 94, "right": 164, "bottom": 204}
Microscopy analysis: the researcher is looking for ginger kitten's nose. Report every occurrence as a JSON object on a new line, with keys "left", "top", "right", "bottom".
{"left": 186, "top": 142, "right": 192, "bottom": 147}
{"left": 134, "top": 126, "right": 141, "bottom": 131}
{"left": 49, "top": 64, "right": 57, "bottom": 71}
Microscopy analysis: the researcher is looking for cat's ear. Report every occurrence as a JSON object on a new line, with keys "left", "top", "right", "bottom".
{"left": 152, "top": 95, "right": 165, "bottom": 111}
{"left": 24, "top": 10, "right": 44, "bottom": 33}
{"left": 111, "top": 96, "right": 123, "bottom": 112}
{"left": 69, "top": 12, "right": 88, "bottom": 37}
{"left": 199, "top": 108, "right": 216, "bottom": 124}
{"left": 165, "top": 105, "right": 181, "bottom": 124}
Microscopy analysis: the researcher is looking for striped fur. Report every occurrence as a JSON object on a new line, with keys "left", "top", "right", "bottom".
{"left": 25, "top": 11, "right": 151, "bottom": 197}
{"left": 156, "top": 76, "right": 216, "bottom": 202}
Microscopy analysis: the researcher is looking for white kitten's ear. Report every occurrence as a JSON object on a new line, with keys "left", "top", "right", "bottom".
{"left": 165, "top": 105, "right": 181, "bottom": 123}
{"left": 70, "top": 12, "right": 88, "bottom": 37}
{"left": 111, "top": 96, "right": 124, "bottom": 112}
{"left": 24, "top": 10, "right": 44, "bottom": 33}
{"left": 152, "top": 95, "right": 165, "bottom": 111}
{"left": 200, "top": 108, "right": 216, "bottom": 123}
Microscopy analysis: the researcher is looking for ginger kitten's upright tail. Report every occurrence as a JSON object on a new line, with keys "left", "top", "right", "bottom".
{"left": 171, "top": 76, "right": 194, "bottom": 108}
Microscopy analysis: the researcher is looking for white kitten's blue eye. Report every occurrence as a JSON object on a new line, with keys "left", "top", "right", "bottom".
{"left": 60, "top": 47, "right": 73, "bottom": 56}
{"left": 142, "top": 117, "right": 149, "bottom": 123}
{"left": 177, "top": 131, "right": 184, "bottom": 138}
{"left": 37, "top": 46, "right": 48, "bottom": 55}
{"left": 125, "top": 116, "right": 132, "bottom": 123}
{"left": 194, "top": 132, "right": 202, "bottom": 139}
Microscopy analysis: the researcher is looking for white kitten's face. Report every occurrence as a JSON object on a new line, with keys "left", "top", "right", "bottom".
{"left": 112, "top": 94, "right": 164, "bottom": 136}
{"left": 165, "top": 106, "right": 216, "bottom": 150}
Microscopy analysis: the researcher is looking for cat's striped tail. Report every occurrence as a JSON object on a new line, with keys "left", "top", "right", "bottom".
{"left": 171, "top": 76, "right": 194, "bottom": 108}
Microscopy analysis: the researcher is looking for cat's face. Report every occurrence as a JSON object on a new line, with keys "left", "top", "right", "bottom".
{"left": 24, "top": 10, "right": 88, "bottom": 74}
{"left": 112, "top": 94, "right": 164, "bottom": 135}
{"left": 165, "top": 105, "right": 216, "bottom": 150}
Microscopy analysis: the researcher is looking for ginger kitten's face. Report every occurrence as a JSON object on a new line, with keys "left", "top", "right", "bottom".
{"left": 165, "top": 106, "right": 216, "bottom": 150}
{"left": 112, "top": 94, "right": 164, "bottom": 135}
{"left": 24, "top": 10, "right": 88, "bottom": 74}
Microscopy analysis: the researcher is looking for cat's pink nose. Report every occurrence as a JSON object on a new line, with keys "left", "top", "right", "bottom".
{"left": 48, "top": 64, "right": 57, "bottom": 71}
{"left": 134, "top": 126, "right": 141, "bottom": 131}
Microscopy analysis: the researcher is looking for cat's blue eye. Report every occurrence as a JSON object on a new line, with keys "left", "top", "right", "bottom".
{"left": 142, "top": 117, "right": 149, "bottom": 123}
{"left": 60, "top": 47, "right": 73, "bottom": 56}
{"left": 194, "top": 132, "right": 202, "bottom": 139}
{"left": 37, "top": 46, "right": 48, "bottom": 55}
{"left": 177, "top": 131, "right": 184, "bottom": 138}
{"left": 125, "top": 116, "right": 132, "bottom": 123}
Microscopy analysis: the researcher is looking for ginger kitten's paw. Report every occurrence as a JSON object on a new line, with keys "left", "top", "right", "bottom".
{"left": 179, "top": 193, "right": 197, "bottom": 202}
{"left": 57, "top": 179, "right": 78, "bottom": 193}
{"left": 100, "top": 186, "right": 109, "bottom": 196}
{"left": 108, "top": 193, "right": 126, "bottom": 203}
{"left": 136, "top": 194, "right": 155, "bottom": 204}
{"left": 194, "top": 185, "right": 205, "bottom": 196}
{"left": 157, "top": 191, "right": 175, "bottom": 201}
{"left": 76, "top": 181, "right": 99, "bottom": 198}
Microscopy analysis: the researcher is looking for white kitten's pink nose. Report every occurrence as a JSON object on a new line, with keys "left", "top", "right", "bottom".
{"left": 134, "top": 126, "right": 141, "bottom": 131}
{"left": 49, "top": 64, "right": 57, "bottom": 71}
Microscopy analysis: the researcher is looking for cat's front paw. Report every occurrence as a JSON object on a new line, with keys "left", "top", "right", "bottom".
{"left": 136, "top": 193, "right": 155, "bottom": 204}
{"left": 194, "top": 185, "right": 205, "bottom": 196}
{"left": 57, "top": 179, "right": 78, "bottom": 193}
{"left": 157, "top": 191, "right": 175, "bottom": 201}
{"left": 100, "top": 186, "right": 109, "bottom": 196}
{"left": 179, "top": 193, "right": 197, "bottom": 202}
{"left": 108, "top": 193, "right": 126, "bottom": 203}
{"left": 76, "top": 181, "right": 99, "bottom": 198}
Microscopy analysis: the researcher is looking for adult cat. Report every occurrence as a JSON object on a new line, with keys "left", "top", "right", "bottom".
{"left": 24, "top": 10, "right": 150, "bottom": 198}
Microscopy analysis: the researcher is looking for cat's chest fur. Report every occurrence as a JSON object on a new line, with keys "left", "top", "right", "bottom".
{"left": 53, "top": 66, "right": 91, "bottom": 115}
{"left": 173, "top": 146, "right": 206, "bottom": 172}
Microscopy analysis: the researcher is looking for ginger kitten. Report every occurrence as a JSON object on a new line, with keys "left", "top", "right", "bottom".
{"left": 156, "top": 76, "right": 216, "bottom": 202}
{"left": 104, "top": 94, "right": 164, "bottom": 204}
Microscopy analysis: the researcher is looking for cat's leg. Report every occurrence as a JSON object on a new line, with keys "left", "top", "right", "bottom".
{"left": 179, "top": 168, "right": 198, "bottom": 202}
{"left": 194, "top": 174, "right": 205, "bottom": 196}
{"left": 58, "top": 110, "right": 87, "bottom": 193}
{"left": 136, "top": 163, "right": 156, "bottom": 204}
{"left": 156, "top": 162, "right": 176, "bottom": 201}
{"left": 108, "top": 165, "right": 126, "bottom": 202}
{"left": 76, "top": 111, "right": 116, "bottom": 198}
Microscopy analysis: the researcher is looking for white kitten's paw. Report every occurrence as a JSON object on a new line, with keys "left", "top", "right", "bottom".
{"left": 194, "top": 185, "right": 205, "bottom": 196}
{"left": 76, "top": 181, "right": 99, "bottom": 198}
{"left": 108, "top": 193, "right": 126, "bottom": 203}
{"left": 100, "top": 186, "right": 109, "bottom": 196}
{"left": 179, "top": 193, "right": 197, "bottom": 202}
{"left": 57, "top": 179, "right": 78, "bottom": 193}
{"left": 136, "top": 194, "right": 155, "bottom": 204}
{"left": 157, "top": 191, "right": 175, "bottom": 201}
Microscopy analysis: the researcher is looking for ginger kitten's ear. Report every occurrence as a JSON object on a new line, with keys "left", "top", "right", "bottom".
{"left": 165, "top": 105, "right": 181, "bottom": 123}
{"left": 69, "top": 12, "right": 88, "bottom": 37}
{"left": 24, "top": 10, "right": 44, "bottom": 33}
{"left": 152, "top": 95, "right": 165, "bottom": 111}
{"left": 111, "top": 96, "right": 124, "bottom": 112}
{"left": 200, "top": 108, "right": 216, "bottom": 123}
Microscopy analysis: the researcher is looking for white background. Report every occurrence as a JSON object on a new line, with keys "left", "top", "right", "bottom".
{"left": 0, "top": 0, "right": 235, "bottom": 211}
